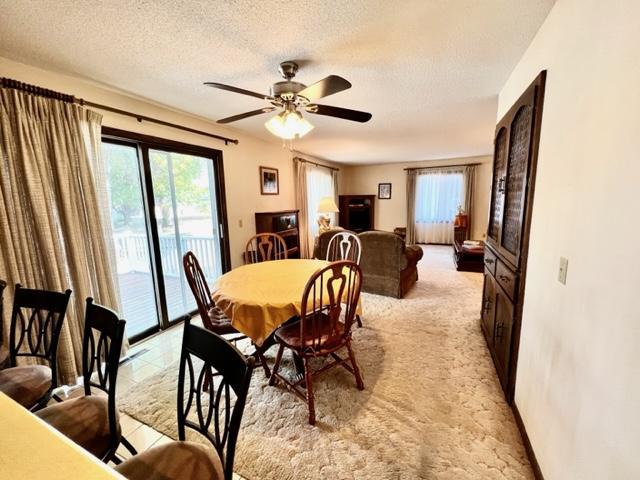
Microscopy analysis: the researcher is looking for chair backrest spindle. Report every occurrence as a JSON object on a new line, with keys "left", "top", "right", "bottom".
{"left": 244, "top": 233, "right": 288, "bottom": 264}
{"left": 326, "top": 232, "right": 362, "bottom": 264}
{"left": 183, "top": 251, "right": 215, "bottom": 326}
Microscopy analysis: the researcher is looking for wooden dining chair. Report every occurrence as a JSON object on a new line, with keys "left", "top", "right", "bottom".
{"left": 36, "top": 298, "right": 136, "bottom": 463}
{"left": 183, "top": 251, "right": 270, "bottom": 377}
{"left": 269, "top": 261, "right": 364, "bottom": 425}
{"left": 0, "top": 284, "right": 72, "bottom": 411}
{"left": 115, "top": 317, "right": 255, "bottom": 480}
{"left": 325, "top": 232, "right": 364, "bottom": 328}
{"left": 244, "top": 233, "right": 288, "bottom": 264}
{"left": 0, "top": 280, "right": 9, "bottom": 369}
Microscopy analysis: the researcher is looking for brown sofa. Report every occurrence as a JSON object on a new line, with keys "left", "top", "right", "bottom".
{"left": 314, "top": 230, "right": 423, "bottom": 298}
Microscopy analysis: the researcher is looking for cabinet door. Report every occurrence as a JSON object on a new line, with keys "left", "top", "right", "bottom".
{"left": 493, "top": 290, "right": 514, "bottom": 390}
{"left": 481, "top": 270, "right": 496, "bottom": 346}
{"left": 499, "top": 100, "right": 534, "bottom": 266}
{"left": 487, "top": 127, "right": 508, "bottom": 247}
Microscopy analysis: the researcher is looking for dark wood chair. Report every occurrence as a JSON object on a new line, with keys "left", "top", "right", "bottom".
{"left": 115, "top": 317, "right": 255, "bottom": 480}
{"left": 36, "top": 298, "right": 136, "bottom": 463}
{"left": 244, "top": 233, "right": 288, "bottom": 264}
{"left": 0, "top": 284, "right": 71, "bottom": 411}
{"left": 183, "top": 251, "right": 270, "bottom": 377}
{"left": 269, "top": 261, "right": 365, "bottom": 425}
{"left": 326, "top": 232, "right": 364, "bottom": 328}
{"left": 0, "top": 280, "right": 9, "bottom": 369}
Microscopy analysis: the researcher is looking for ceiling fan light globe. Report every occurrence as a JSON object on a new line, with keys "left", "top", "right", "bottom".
{"left": 296, "top": 116, "right": 314, "bottom": 137}
{"left": 265, "top": 111, "right": 313, "bottom": 139}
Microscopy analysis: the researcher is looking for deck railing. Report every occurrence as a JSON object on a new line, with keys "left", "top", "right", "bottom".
{"left": 114, "top": 232, "right": 219, "bottom": 277}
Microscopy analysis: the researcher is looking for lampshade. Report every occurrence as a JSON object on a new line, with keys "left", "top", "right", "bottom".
{"left": 265, "top": 110, "right": 314, "bottom": 139}
{"left": 317, "top": 196, "right": 339, "bottom": 213}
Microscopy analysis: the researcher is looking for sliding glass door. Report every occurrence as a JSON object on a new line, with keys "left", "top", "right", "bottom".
{"left": 102, "top": 130, "right": 229, "bottom": 342}
{"left": 148, "top": 149, "right": 223, "bottom": 320}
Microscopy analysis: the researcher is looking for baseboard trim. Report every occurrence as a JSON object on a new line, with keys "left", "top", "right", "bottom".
{"left": 512, "top": 403, "right": 545, "bottom": 480}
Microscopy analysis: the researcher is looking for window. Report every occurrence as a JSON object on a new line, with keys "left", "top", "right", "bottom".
{"left": 306, "top": 166, "right": 336, "bottom": 249}
{"left": 414, "top": 169, "right": 464, "bottom": 244}
{"left": 102, "top": 129, "right": 230, "bottom": 342}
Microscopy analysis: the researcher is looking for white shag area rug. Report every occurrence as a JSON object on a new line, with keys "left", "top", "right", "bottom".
{"left": 119, "top": 246, "right": 533, "bottom": 479}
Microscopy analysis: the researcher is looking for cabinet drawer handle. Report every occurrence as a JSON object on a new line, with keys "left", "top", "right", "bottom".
{"left": 495, "top": 322, "right": 504, "bottom": 339}
{"left": 499, "top": 274, "right": 511, "bottom": 283}
{"left": 483, "top": 298, "right": 492, "bottom": 314}
{"left": 485, "top": 259, "right": 494, "bottom": 264}
{"left": 498, "top": 176, "right": 507, "bottom": 193}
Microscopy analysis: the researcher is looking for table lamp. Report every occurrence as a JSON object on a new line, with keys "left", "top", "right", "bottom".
{"left": 317, "top": 196, "right": 339, "bottom": 234}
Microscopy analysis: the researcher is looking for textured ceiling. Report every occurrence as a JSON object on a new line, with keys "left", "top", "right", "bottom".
{"left": 0, "top": 0, "right": 554, "bottom": 164}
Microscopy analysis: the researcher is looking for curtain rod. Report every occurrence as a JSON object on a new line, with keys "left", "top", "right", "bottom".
{"left": 404, "top": 162, "right": 482, "bottom": 171}
{"left": 294, "top": 156, "right": 339, "bottom": 172}
{"left": 1, "top": 77, "right": 239, "bottom": 146}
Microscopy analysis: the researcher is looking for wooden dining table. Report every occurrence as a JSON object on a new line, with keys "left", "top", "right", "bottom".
{"left": 212, "top": 258, "right": 334, "bottom": 346}
{"left": 0, "top": 392, "right": 123, "bottom": 479}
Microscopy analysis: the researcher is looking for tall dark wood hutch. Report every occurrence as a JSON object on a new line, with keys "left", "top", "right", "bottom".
{"left": 481, "top": 71, "right": 546, "bottom": 402}
{"left": 255, "top": 210, "right": 300, "bottom": 258}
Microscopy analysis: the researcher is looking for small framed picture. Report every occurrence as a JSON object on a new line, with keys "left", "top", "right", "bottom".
{"left": 378, "top": 182, "right": 392, "bottom": 199}
{"left": 260, "top": 166, "right": 279, "bottom": 195}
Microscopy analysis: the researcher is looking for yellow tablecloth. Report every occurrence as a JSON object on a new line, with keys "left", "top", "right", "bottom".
{"left": 0, "top": 393, "right": 123, "bottom": 479}
{"left": 212, "top": 259, "right": 360, "bottom": 346}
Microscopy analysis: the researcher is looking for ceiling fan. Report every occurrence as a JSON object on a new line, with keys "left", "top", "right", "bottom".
{"left": 204, "top": 61, "right": 372, "bottom": 140}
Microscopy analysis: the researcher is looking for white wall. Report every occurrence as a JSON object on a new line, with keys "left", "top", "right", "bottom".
{"left": 0, "top": 56, "right": 339, "bottom": 267}
{"left": 498, "top": 1, "right": 640, "bottom": 478}
{"left": 341, "top": 156, "right": 492, "bottom": 240}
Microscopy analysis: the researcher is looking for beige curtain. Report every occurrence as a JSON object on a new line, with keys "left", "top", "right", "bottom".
{"left": 406, "top": 170, "right": 418, "bottom": 244}
{"left": 463, "top": 165, "right": 476, "bottom": 240}
{"left": 293, "top": 158, "right": 310, "bottom": 258}
{"left": 0, "top": 87, "right": 121, "bottom": 384}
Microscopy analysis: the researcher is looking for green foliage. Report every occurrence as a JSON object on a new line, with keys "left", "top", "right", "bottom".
{"left": 149, "top": 151, "right": 209, "bottom": 230}
{"left": 105, "top": 144, "right": 210, "bottom": 230}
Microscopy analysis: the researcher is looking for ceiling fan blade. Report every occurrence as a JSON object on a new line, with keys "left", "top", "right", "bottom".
{"left": 297, "top": 76, "right": 352, "bottom": 102}
{"left": 204, "top": 82, "right": 271, "bottom": 101}
{"left": 217, "top": 107, "right": 276, "bottom": 124}
{"left": 305, "top": 104, "right": 372, "bottom": 123}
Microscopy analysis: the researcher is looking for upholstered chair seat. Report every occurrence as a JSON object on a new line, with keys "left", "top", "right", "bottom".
{"left": 0, "top": 365, "right": 51, "bottom": 408}
{"left": 37, "top": 395, "right": 119, "bottom": 458}
{"left": 207, "top": 306, "right": 237, "bottom": 335}
{"left": 275, "top": 315, "right": 344, "bottom": 351}
{"left": 115, "top": 441, "right": 224, "bottom": 480}
{"left": 0, "top": 344, "right": 10, "bottom": 369}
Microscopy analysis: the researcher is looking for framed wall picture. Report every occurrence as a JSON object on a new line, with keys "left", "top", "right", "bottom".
{"left": 260, "top": 166, "right": 279, "bottom": 195}
{"left": 378, "top": 182, "right": 392, "bottom": 199}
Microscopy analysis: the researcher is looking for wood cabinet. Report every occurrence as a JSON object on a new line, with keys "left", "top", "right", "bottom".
{"left": 481, "top": 71, "right": 546, "bottom": 402}
{"left": 338, "top": 195, "right": 375, "bottom": 232}
{"left": 255, "top": 210, "right": 300, "bottom": 259}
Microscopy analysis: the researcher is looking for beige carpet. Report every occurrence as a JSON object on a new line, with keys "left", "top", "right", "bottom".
{"left": 119, "top": 246, "right": 533, "bottom": 479}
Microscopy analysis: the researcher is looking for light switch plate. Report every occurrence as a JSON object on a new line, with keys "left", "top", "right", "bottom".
{"left": 558, "top": 257, "right": 568, "bottom": 285}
